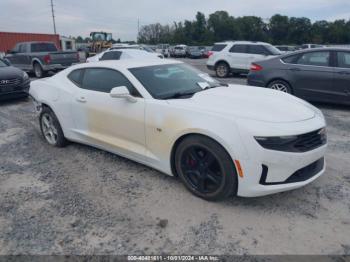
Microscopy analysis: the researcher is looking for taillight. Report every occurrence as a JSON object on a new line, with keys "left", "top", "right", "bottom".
{"left": 43, "top": 55, "right": 51, "bottom": 64}
{"left": 250, "top": 63, "right": 263, "bottom": 71}
{"left": 208, "top": 51, "right": 214, "bottom": 57}
{"left": 76, "top": 52, "right": 80, "bottom": 61}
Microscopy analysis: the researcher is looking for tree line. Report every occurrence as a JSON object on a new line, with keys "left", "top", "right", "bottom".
{"left": 137, "top": 11, "right": 350, "bottom": 46}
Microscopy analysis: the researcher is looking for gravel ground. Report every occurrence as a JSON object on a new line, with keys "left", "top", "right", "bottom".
{"left": 1, "top": 59, "right": 350, "bottom": 256}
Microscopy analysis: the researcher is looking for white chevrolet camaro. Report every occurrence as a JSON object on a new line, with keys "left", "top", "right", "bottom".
{"left": 29, "top": 59, "right": 327, "bottom": 201}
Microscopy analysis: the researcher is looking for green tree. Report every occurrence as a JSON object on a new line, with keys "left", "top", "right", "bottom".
{"left": 269, "top": 14, "right": 289, "bottom": 44}
{"left": 288, "top": 17, "right": 312, "bottom": 44}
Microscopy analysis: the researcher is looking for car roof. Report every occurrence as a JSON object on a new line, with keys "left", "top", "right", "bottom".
{"left": 214, "top": 41, "right": 270, "bottom": 45}
{"left": 281, "top": 47, "right": 350, "bottom": 57}
{"left": 73, "top": 58, "right": 182, "bottom": 70}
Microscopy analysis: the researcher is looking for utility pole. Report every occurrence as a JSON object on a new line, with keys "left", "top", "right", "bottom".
{"left": 50, "top": 0, "right": 57, "bottom": 35}
{"left": 137, "top": 18, "right": 140, "bottom": 42}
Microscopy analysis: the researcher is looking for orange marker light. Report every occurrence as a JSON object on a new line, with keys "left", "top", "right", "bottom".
{"left": 234, "top": 160, "right": 244, "bottom": 178}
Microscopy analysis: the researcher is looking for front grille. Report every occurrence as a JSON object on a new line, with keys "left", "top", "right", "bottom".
{"left": 0, "top": 78, "right": 22, "bottom": 87}
{"left": 256, "top": 128, "right": 327, "bottom": 153}
{"left": 260, "top": 158, "right": 325, "bottom": 185}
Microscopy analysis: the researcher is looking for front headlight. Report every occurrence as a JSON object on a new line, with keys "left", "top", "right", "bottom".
{"left": 23, "top": 71, "right": 29, "bottom": 80}
{"left": 255, "top": 128, "right": 327, "bottom": 153}
{"left": 255, "top": 135, "right": 298, "bottom": 151}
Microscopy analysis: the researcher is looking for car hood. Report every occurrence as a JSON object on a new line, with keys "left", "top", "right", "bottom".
{"left": 168, "top": 85, "right": 316, "bottom": 123}
{"left": 0, "top": 66, "right": 24, "bottom": 79}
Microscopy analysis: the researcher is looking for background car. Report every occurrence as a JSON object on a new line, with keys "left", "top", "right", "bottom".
{"left": 275, "top": 45, "right": 298, "bottom": 53}
{"left": 86, "top": 49, "right": 163, "bottom": 62}
{"left": 155, "top": 44, "right": 170, "bottom": 58}
{"left": 173, "top": 45, "right": 187, "bottom": 57}
{"left": 301, "top": 44, "right": 325, "bottom": 49}
{"left": 247, "top": 47, "right": 350, "bottom": 105}
{"left": 207, "top": 41, "right": 282, "bottom": 78}
{"left": 29, "top": 59, "right": 327, "bottom": 200}
{"left": 186, "top": 46, "right": 203, "bottom": 59}
{"left": 5, "top": 41, "right": 79, "bottom": 78}
{"left": 0, "top": 58, "right": 30, "bottom": 100}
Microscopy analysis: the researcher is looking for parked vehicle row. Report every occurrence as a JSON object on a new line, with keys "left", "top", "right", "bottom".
{"left": 29, "top": 58, "right": 327, "bottom": 200}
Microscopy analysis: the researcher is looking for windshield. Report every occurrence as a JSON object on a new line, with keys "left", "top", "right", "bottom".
{"left": 129, "top": 63, "right": 222, "bottom": 99}
{"left": 0, "top": 60, "right": 8, "bottom": 67}
{"left": 264, "top": 45, "right": 282, "bottom": 55}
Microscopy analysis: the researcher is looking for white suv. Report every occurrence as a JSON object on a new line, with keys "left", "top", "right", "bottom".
{"left": 207, "top": 41, "right": 281, "bottom": 77}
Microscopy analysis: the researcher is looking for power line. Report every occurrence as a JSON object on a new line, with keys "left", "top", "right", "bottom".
{"left": 50, "top": 0, "right": 57, "bottom": 34}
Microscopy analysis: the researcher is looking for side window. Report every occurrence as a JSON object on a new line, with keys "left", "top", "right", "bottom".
{"left": 19, "top": 44, "right": 27, "bottom": 53}
{"left": 100, "top": 51, "right": 122, "bottom": 61}
{"left": 229, "top": 44, "right": 247, "bottom": 53}
{"left": 248, "top": 45, "right": 268, "bottom": 55}
{"left": 296, "top": 52, "right": 330, "bottom": 67}
{"left": 68, "top": 69, "right": 83, "bottom": 86}
{"left": 82, "top": 68, "right": 141, "bottom": 97}
{"left": 211, "top": 44, "right": 227, "bottom": 52}
{"left": 282, "top": 54, "right": 299, "bottom": 64}
{"left": 12, "top": 44, "right": 20, "bottom": 52}
{"left": 337, "top": 52, "right": 350, "bottom": 69}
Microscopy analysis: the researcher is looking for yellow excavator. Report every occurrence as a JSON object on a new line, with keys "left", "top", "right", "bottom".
{"left": 89, "top": 32, "right": 113, "bottom": 56}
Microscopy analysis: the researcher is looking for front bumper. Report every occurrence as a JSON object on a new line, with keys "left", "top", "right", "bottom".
{"left": 235, "top": 116, "right": 327, "bottom": 197}
{"left": 0, "top": 80, "right": 30, "bottom": 100}
{"left": 206, "top": 65, "right": 215, "bottom": 71}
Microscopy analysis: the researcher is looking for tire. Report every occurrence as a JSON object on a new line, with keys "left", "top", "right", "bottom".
{"left": 39, "top": 107, "right": 68, "bottom": 147}
{"left": 33, "top": 62, "right": 47, "bottom": 78}
{"left": 215, "top": 62, "right": 230, "bottom": 78}
{"left": 267, "top": 80, "right": 292, "bottom": 94}
{"left": 175, "top": 135, "right": 238, "bottom": 201}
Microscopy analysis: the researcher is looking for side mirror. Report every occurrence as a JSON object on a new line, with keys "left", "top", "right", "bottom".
{"left": 110, "top": 86, "right": 137, "bottom": 103}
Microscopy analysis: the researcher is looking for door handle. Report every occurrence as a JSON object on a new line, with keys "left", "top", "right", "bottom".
{"left": 76, "top": 96, "right": 87, "bottom": 103}
{"left": 289, "top": 67, "right": 301, "bottom": 71}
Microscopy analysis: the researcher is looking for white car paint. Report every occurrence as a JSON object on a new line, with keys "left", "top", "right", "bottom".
{"left": 207, "top": 41, "right": 281, "bottom": 72}
{"left": 86, "top": 49, "right": 161, "bottom": 63}
{"left": 29, "top": 59, "right": 327, "bottom": 197}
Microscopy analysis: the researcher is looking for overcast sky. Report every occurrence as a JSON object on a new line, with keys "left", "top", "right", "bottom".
{"left": 1, "top": 0, "right": 349, "bottom": 41}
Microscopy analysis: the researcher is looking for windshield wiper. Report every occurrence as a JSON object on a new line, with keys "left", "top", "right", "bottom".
{"left": 200, "top": 82, "right": 229, "bottom": 90}
{"left": 162, "top": 91, "right": 198, "bottom": 100}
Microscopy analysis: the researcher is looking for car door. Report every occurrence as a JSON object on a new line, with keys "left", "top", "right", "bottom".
{"left": 228, "top": 44, "right": 248, "bottom": 70}
{"left": 334, "top": 51, "right": 350, "bottom": 103}
{"left": 17, "top": 43, "right": 31, "bottom": 71}
{"left": 5, "top": 43, "right": 20, "bottom": 66}
{"left": 286, "top": 51, "right": 334, "bottom": 101}
{"left": 69, "top": 67, "right": 146, "bottom": 160}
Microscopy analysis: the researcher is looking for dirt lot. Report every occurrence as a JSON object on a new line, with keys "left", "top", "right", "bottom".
{"left": 0, "top": 60, "right": 350, "bottom": 255}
